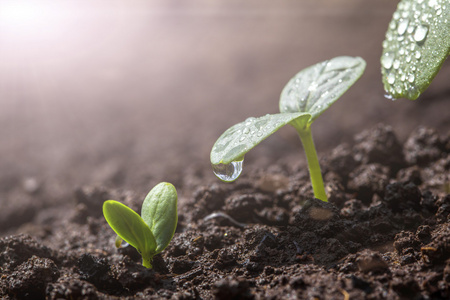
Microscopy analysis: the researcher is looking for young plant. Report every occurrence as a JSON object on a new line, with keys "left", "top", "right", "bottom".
{"left": 381, "top": 0, "right": 449, "bottom": 100}
{"left": 210, "top": 56, "right": 366, "bottom": 202}
{"left": 102, "top": 182, "right": 178, "bottom": 268}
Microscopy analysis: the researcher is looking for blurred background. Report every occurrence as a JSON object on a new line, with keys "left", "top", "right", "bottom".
{"left": 0, "top": 0, "right": 448, "bottom": 215}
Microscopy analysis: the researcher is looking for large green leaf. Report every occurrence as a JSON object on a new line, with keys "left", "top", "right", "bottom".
{"left": 210, "top": 112, "right": 311, "bottom": 165}
{"left": 141, "top": 182, "right": 178, "bottom": 254}
{"left": 381, "top": 0, "right": 449, "bottom": 100}
{"left": 279, "top": 56, "right": 366, "bottom": 122}
{"left": 103, "top": 200, "right": 156, "bottom": 264}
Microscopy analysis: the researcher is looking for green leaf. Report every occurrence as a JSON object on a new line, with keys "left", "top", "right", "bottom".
{"left": 279, "top": 56, "right": 366, "bottom": 122}
{"left": 103, "top": 200, "right": 156, "bottom": 265}
{"left": 141, "top": 182, "right": 178, "bottom": 254}
{"left": 381, "top": 0, "right": 449, "bottom": 100}
{"left": 210, "top": 112, "right": 311, "bottom": 165}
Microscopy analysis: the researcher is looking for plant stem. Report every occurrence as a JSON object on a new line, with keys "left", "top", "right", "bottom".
{"left": 142, "top": 254, "right": 153, "bottom": 268}
{"left": 297, "top": 127, "right": 328, "bottom": 202}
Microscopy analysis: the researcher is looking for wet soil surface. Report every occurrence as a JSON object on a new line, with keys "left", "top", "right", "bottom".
{"left": 1, "top": 124, "right": 449, "bottom": 299}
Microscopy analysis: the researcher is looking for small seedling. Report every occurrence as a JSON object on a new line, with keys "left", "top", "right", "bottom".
{"left": 103, "top": 182, "right": 178, "bottom": 268}
{"left": 210, "top": 56, "right": 366, "bottom": 202}
{"left": 381, "top": 0, "right": 449, "bottom": 100}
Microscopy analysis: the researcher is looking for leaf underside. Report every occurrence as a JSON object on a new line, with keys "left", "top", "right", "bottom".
{"left": 103, "top": 200, "right": 156, "bottom": 257}
{"left": 141, "top": 182, "right": 178, "bottom": 254}
{"left": 381, "top": 0, "right": 449, "bottom": 100}
{"left": 210, "top": 112, "right": 311, "bottom": 165}
{"left": 279, "top": 56, "right": 366, "bottom": 121}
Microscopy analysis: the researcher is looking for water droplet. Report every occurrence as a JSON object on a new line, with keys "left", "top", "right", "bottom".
{"left": 257, "top": 131, "right": 263, "bottom": 137}
{"left": 397, "top": 19, "right": 409, "bottom": 35}
{"left": 393, "top": 60, "right": 400, "bottom": 69}
{"left": 387, "top": 73, "right": 396, "bottom": 84}
{"left": 243, "top": 128, "right": 250, "bottom": 134}
{"left": 415, "top": 51, "right": 421, "bottom": 59}
{"left": 381, "top": 52, "right": 394, "bottom": 69}
{"left": 393, "top": 12, "right": 400, "bottom": 20}
{"left": 428, "top": 0, "right": 437, "bottom": 8}
{"left": 408, "top": 74, "right": 415, "bottom": 83}
{"left": 414, "top": 25, "right": 428, "bottom": 42}
{"left": 212, "top": 159, "right": 244, "bottom": 182}
{"left": 389, "top": 20, "right": 397, "bottom": 30}
{"left": 384, "top": 93, "right": 397, "bottom": 101}
{"left": 406, "top": 55, "right": 412, "bottom": 63}
{"left": 239, "top": 136, "right": 246, "bottom": 142}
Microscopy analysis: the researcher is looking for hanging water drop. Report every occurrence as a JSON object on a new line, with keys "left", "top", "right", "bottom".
{"left": 414, "top": 25, "right": 428, "bottom": 42}
{"left": 212, "top": 159, "right": 244, "bottom": 182}
{"left": 384, "top": 93, "right": 397, "bottom": 101}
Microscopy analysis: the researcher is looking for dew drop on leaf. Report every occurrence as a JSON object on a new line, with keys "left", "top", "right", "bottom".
{"left": 212, "top": 159, "right": 244, "bottom": 182}
{"left": 381, "top": 52, "right": 394, "bottom": 69}
{"left": 388, "top": 73, "right": 396, "bottom": 84}
{"left": 414, "top": 24, "right": 429, "bottom": 42}
{"left": 398, "top": 19, "right": 409, "bottom": 35}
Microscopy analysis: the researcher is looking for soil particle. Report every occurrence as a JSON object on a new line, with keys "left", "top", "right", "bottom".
{"left": 356, "top": 249, "right": 389, "bottom": 274}
{"left": 353, "top": 124, "right": 405, "bottom": 173}
{"left": 347, "top": 163, "right": 390, "bottom": 202}
{"left": 384, "top": 181, "right": 422, "bottom": 212}
{"left": 325, "top": 143, "right": 358, "bottom": 183}
{"left": 213, "top": 276, "right": 254, "bottom": 300}
{"left": 3, "top": 256, "right": 59, "bottom": 299}
{"left": 46, "top": 279, "right": 99, "bottom": 300}
{"left": 0, "top": 234, "right": 58, "bottom": 270}
{"left": 404, "top": 126, "right": 446, "bottom": 166}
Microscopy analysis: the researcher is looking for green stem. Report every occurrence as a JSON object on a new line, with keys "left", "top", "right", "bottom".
{"left": 142, "top": 253, "right": 153, "bottom": 268}
{"left": 297, "top": 127, "right": 328, "bottom": 202}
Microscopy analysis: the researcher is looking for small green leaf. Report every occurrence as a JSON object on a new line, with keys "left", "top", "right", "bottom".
{"left": 103, "top": 200, "right": 156, "bottom": 264}
{"left": 210, "top": 112, "right": 311, "bottom": 165}
{"left": 279, "top": 56, "right": 366, "bottom": 122}
{"left": 141, "top": 182, "right": 178, "bottom": 254}
{"left": 381, "top": 0, "right": 449, "bottom": 100}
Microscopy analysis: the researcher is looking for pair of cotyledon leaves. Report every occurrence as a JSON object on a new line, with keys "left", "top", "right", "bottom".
{"left": 103, "top": 182, "right": 177, "bottom": 268}
{"left": 211, "top": 56, "right": 366, "bottom": 166}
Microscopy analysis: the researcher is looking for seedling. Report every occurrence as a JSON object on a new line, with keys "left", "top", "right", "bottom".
{"left": 103, "top": 182, "right": 178, "bottom": 268}
{"left": 210, "top": 56, "right": 366, "bottom": 202}
{"left": 381, "top": 0, "right": 449, "bottom": 100}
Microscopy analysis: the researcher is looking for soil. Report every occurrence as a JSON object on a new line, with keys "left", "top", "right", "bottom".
{"left": 1, "top": 124, "right": 449, "bottom": 299}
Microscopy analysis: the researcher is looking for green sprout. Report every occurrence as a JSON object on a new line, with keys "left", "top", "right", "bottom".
{"left": 103, "top": 182, "right": 178, "bottom": 268}
{"left": 210, "top": 56, "right": 366, "bottom": 202}
{"left": 381, "top": 0, "right": 449, "bottom": 100}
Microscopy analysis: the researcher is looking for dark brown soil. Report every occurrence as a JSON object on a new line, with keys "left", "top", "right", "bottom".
{"left": 1, "top": 124, "right": 449, "bottom": 299}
